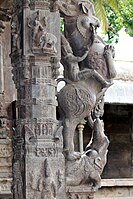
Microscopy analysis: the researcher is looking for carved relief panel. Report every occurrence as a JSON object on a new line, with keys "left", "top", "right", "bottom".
{"left": 25, "top": 9, "right": 60, "bottom": 57}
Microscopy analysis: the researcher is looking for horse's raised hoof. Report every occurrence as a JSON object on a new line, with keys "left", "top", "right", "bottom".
{"left": 104, "top": 45, "right": 115, "bottom": 58}
{"left": 63, "top": 150, "right": 81, "bottom": 161}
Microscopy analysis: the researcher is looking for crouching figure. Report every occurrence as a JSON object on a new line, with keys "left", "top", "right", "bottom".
{"left": 66, "top": 118, "right": 109, "bottom": 190}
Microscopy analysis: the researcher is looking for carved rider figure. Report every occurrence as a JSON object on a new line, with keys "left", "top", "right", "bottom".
{"left": 61, "top": 34, "right": 111, "bottom": 88}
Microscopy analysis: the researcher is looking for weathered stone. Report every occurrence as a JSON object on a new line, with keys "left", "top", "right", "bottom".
{"left": 56, "top": 2, "right": 116, "bottom": 197}
{"left": 0, "top": 25, "right": 13, "bottom": 199}
{"left": 11, "top": 1, "right": 66, "bottom": 199}
{"left": 0, "top": 0, "right": 117, "bottom": 199}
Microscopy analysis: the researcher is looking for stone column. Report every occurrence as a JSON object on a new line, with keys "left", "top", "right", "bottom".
{"left": 11, "top": 1, "right": 65, "bottom": 199}
{"left": 77, "top": 120, "right": 86, "bottom": 153}
{"left": 0, "top": 43, "right": 12, "bottom": 197}
{"left": 0, "top": 45, "right": 4, "bottom": 92}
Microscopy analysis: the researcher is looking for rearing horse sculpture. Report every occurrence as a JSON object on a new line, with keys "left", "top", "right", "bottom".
{"left": 57, "top": 0, "right": 117, "bottom": 161}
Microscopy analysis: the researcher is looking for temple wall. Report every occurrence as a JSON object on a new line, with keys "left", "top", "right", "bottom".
{"left": 95, "top": 186, "right": 133, "bottom": 199}
{"left": 95, "top": 179, "right": 133, "bottom": 198}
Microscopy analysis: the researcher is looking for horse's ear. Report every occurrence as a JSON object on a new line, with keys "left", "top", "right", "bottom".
{"left": 78, "top": 1, "right": 96, "bottom": 16}
{"left": 82, "top": 4, "right": 88, "bottom": 14}
{"left": 78, "top": 2, "right": 88, "bottom": 14}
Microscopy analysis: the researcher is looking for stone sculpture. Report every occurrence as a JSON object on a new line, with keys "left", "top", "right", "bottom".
{"left": 11, "top": 1, "right": 65, "bottom": 199}
{"left": 66, "top": 118, "right": 109, "bottom": 189}
{"left": 61, "top": 34, "right": 111, "bottom": 86}
{"left": 28, "top": 10, "right": 44, "bottom": 47}
{"left": 39, "top": 30, "right": 57, "bottom": 52}
{"left": 57, "top": 0, "right": 116, "bottom": 158}
{"left": 57, "top": 0, "right": 116, "bottom": 190}
{"left": 10, "top": 0, "right": 116, "bottom": 198}
{"left": 29, "top": 159, "right": 56, "bottom": 199}
{"left": 11, "top": 15, "right": 21, "bottom": 53}
{"left": 28, "top": 10, "right": 57, "bottom": 53}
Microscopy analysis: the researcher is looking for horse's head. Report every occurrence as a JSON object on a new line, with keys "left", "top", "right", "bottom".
{"left": 81, "top": 15, "right": 100, "bottom": 33}
{"left": 78, "top": 0, "right": 100, "bottom": 29}
{"left": 78, "top": 14, "right": 100, "bottom": 47}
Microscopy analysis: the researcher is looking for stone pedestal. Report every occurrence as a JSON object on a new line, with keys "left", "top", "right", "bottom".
{"left": 67, "top": 186, "right": 95, "bottom": 199}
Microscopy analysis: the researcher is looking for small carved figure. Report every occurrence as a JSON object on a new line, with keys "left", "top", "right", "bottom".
{"left": 57, "top": 169, "right": 63, "bottom": 189}
{"left": 29, "top": 170, "right": 42, "bottom": 199}
{"left": 42, "top": 159, "right": 56, "bottom": 199}
{"left": 50, "top": 57, "right": 60, "bottom": 79}
{"left": 32, "top": 14, "right": 44, "bottom": 45}
{"left": 39, "top": 30, "right": 57, "bottom": 52}
{"left": 11, "top": 16, "right": 21, "bottom": 52}
{"left": 28, "top": 11, "right": 44, "bottom": 46}
{"left": 29, "top": 159, "right": 56, "bottom": 199}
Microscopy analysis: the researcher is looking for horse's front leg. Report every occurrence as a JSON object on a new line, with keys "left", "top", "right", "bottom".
{"left": 62, "top": 118, "right": 81, "bottom": 161}
{"left": 104, "top": 45, "right": 117, "bottom": 79}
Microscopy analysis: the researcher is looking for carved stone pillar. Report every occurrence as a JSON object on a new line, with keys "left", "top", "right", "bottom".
{"left": 0, "top": 92, "right": 13, "bottom": 198}
{"left": 77, "top": 119, "right": 86, "bottom": 153}
{"left": 0, "top": 44, "right": 12, "bottom": 197}
{"left": 11, "top": 1, "right": 65, "bottom": 199}
{"left": 0, "top": 45, "right": 4, "bottom": 92}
